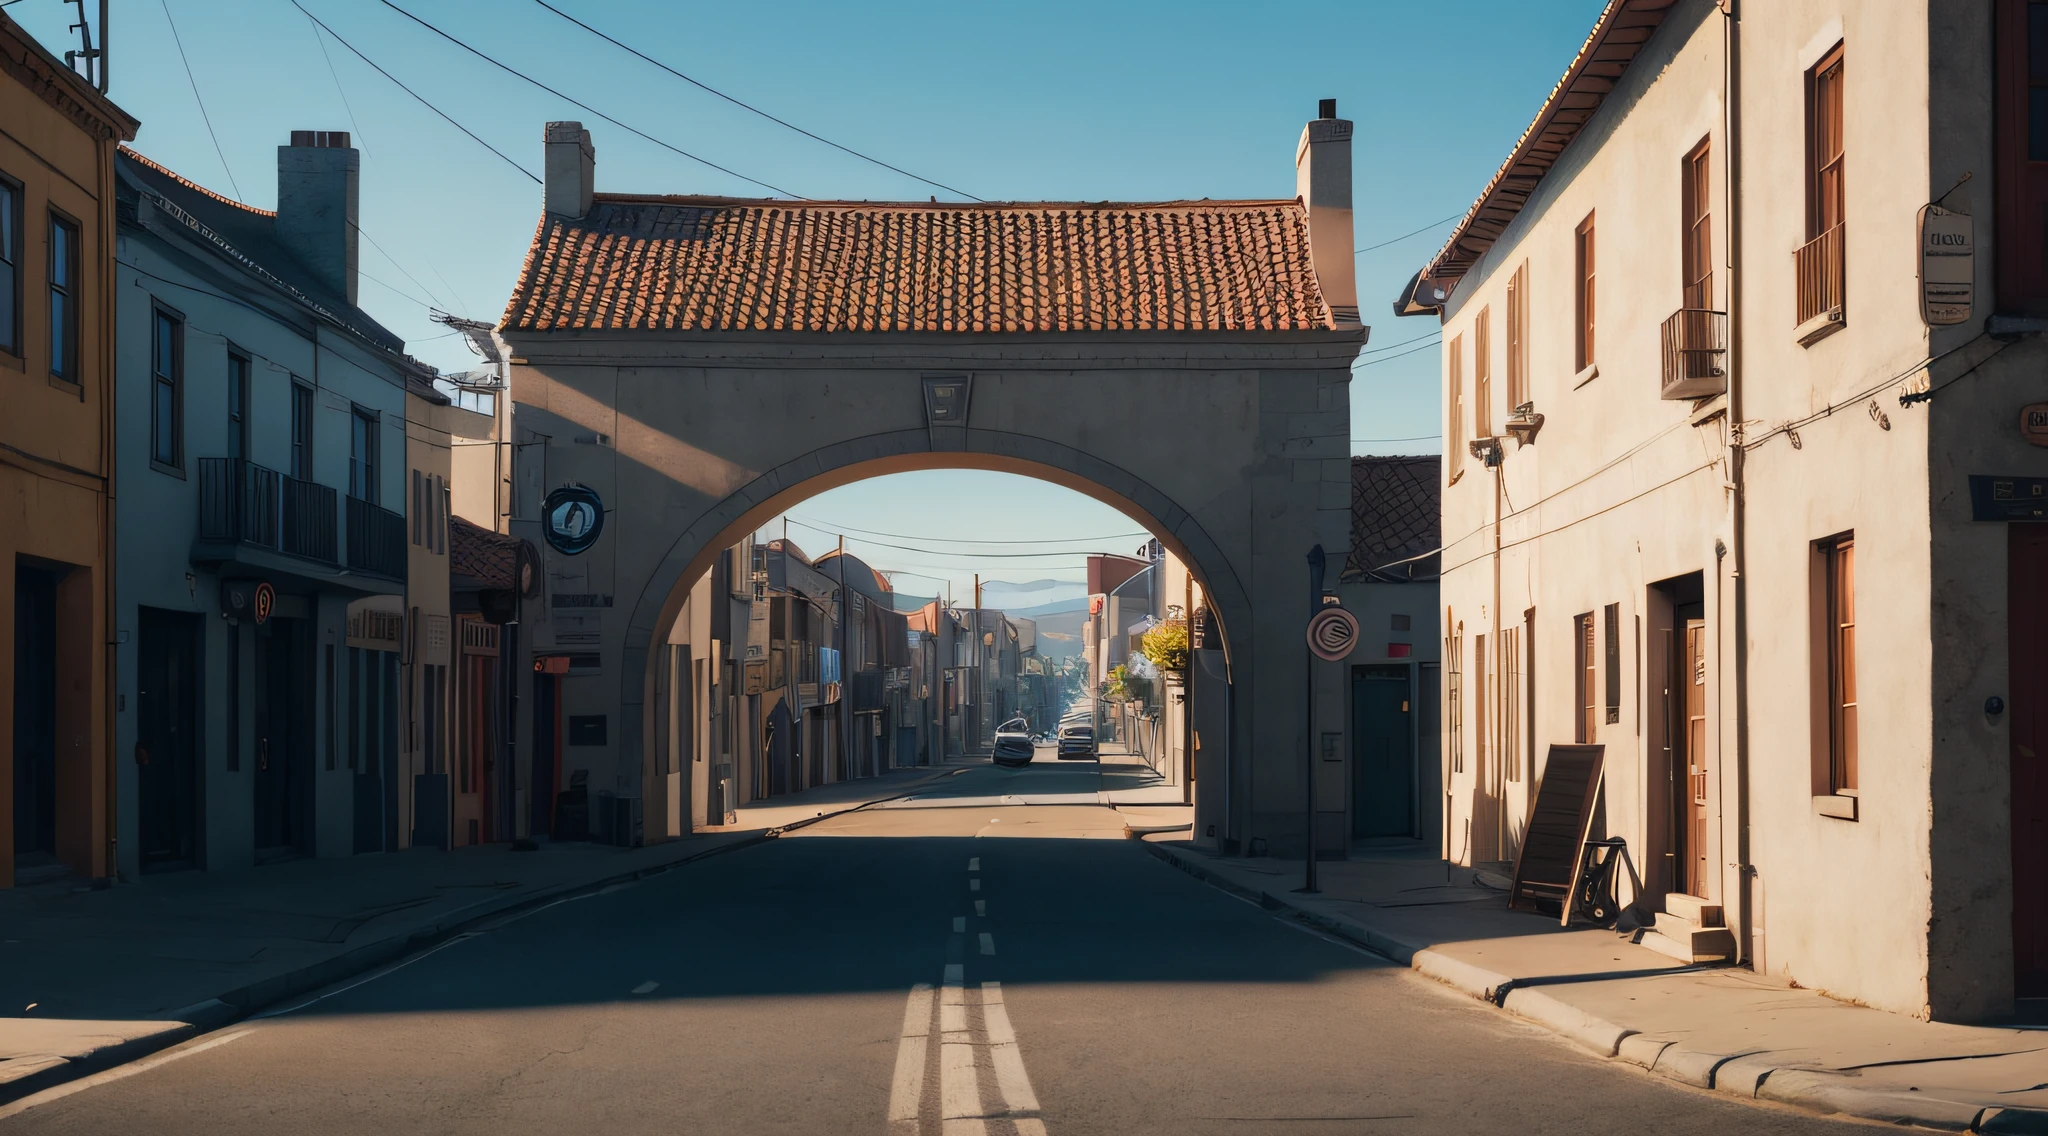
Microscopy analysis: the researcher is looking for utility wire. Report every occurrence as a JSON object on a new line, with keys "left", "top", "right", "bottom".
{"left": 532, "top": 0, "right": 981, "bottom": 202}
{"left": 289, "top": 0, "right": 540, "bottom": 184}
{"left": 375, "top": 0, "right": 797, "bottom": 197}
{"left": 1351, "top": 434, "right": 1442, "bottom": 444}
{"left": 160, "top": 0, "right": 243, "bottom": 200}
{"left": 1352, "top": 339, "right": 1442, "bottom": 369}
{"left": 1355, "top": 212, "right": 1461, "bottom": 255}
{"left": 1354, "top": 328, "right": 1442, "bottom": 358}
{"left": 789, "top": 515, "right": 1147, "bottom": 546}
{"left": 784, "top": 519, "right": 1116, "bottom": 560}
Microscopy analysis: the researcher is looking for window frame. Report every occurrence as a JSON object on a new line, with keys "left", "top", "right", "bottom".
{"left": 1812, "top": 532, "right": 1858, "bottom": 805}
{"left": 1504, "top": 261, "right": 1528, "bottom": 410}
{"left": 226, "top": 350, "right": 250, "bottom": 464}
{"left": 149, "top": 303, "right": 185, "bottom": 473}
{"left": 349, "top": 405, "right": 379, "bottom": 505}
{"left": 1574, "top": 611, "right": 1597, "bottom": 744}
{"left": 1995, "top": 0, "right": 2048, "bottom": 311}
{"left": 1447, "top": 333, "right": 1465, "bottom": 478}
{"left": 1806, "top": 45, "right": 1846, "bottom": 241}
{"left": 1682, "top": 139, "right": 1713, "bottom": 310}
{"left": 1604, "top": 602, "right": 1622, "bottom": 726}
{"left": 0, "top": 172, "right": 20, "bottom": 360}
{"left": 290, "top": 381, "right": 314, "bottom": 482}
{"left": 47, "top": 209, "right": 80, "bottom": 383}
{"left": 1473, "top": 306, "right": 1493, "bottom": 438}
{"left": 1574, "top": 213, "right": 1597, "bottom": 373}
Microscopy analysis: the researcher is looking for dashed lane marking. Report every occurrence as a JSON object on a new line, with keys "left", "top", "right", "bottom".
{"left": 976, "top": 900, "right": 986, "bottom": 917}
{"left": 970, "top": 879, "right": 981, "bottom": 891}
{"left": 953, "top": 916, "right": 966, "bottom": 932}
{"left": 979, "top": 933, "right": 996, "bottom": 956}
{"left": 968, "top": 857, "right": 980, "bottom": 871}
{"left": 885, "top": 983, "right": 932, "bottom": 1133}
{"left": 630, "top": 981, "right": 659, "bottom": 995}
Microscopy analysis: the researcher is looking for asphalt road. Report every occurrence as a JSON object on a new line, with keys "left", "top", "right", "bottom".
{"left": 0, "top": 755, "right": 1863, "bottom": 1135}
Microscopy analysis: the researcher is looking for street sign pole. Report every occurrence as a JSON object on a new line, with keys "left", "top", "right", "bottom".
{"left": 1298, "top": 545, "right": 1325, "bottom": 894}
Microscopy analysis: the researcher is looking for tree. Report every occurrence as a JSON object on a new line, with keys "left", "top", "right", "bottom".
{"left": 1139, "top": 619, "right": 1190, "bottom": 673}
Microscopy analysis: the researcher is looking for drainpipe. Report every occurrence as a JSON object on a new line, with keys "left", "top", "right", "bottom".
{"left": 100, "top": 132, "right": 118, "bottom": 883}
{"left": 1721, "top": 0, "right": 1756, "bottom": 968}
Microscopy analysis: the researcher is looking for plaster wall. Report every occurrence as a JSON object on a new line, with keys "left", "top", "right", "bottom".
{"left": 501, "top": 330, "right": 1360, "bottom": 856}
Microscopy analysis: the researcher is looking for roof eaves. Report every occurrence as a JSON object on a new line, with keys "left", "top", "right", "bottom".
{"left": 0, "top": 12, "right": 138, "bottom": 141}
{"left": 1398, "top": 0, "right": 1677, "bottom": 316}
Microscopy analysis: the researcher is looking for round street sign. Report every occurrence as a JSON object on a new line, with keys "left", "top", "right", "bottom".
{"left": 1306, "top": 602, "right": 1359, "bottom": 662}
{"left": 252, "top": 581, "right": 276, "bottom": 626}
{"left": 542, "top": 485, "right": 605, "bottom": 555}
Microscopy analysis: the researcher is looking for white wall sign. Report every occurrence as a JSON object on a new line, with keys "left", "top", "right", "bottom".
{"left": 1920, "top": 205, "right": 1974, "bottom": 326}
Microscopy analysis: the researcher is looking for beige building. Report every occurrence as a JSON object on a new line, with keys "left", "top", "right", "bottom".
{"left": 1403, "top": 0, "right": 2048, "bottom": 1021}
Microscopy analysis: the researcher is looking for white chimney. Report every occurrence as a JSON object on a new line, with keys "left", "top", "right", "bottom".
{"left": 276, "top": 130, "right": 359, "bottom": 306}
{"left": 1296, "top": 99, "right": 1358, "bottom": 327}
{"left": 544, "top": 121, "right": 594, "bottom": 219}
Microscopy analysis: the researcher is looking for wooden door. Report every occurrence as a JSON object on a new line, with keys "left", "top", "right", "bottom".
{"left": 453, "top": 652, "right": 495, "bottom": 846}
{"left": 1683, "top": 620, "right": 1709, "bottom": 897}
{"left": 137, "top": 609, "right": 200, "bottom": 871}
{"left": 1351, "top": 666, "right": 1414, "bottom": 839}
{"left": 2010, "top": 524, "right": 2048, "bottom": 997}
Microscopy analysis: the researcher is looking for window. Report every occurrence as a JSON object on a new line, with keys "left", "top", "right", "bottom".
{"left": 291, "top": 383, "right": 313, "bottom": 481}
{"left": 1447, "top": 621, "right": 1464, "bottom": 774}
{"left": 227, "top": 353, "right": 249, "bottom": 463}
{"left": 1799, "top": 45, "right": 1847, "bottom": 327}
{"left": 0, "top": 177, "right": 18, "bottom": 356}
{"left": 1817, "top": 533, "right": 1858, "bottom": 796}
{"left": 1575, "top": 214, "right": 1596, "bottom": 371}
{"left": 1683, "top": 140, "right": 1713, "bottom": 309}
{"left": 1996, "top": 1, "right": 2048, "bottom": 309}
{"left": 1447, "top": 334, "right": 1465, "bottom": 477}
{"left": 411, "top": 469, "right": 424, "bottom": 545}
{"left": 1501, "top": 625, "right": 1522, "bottom": 783}
{"left": 1574, "top": 612, "right": 1597, "bottom": 744}
{"left": 350, "top": 407, "right": 378, "bottom": 504}
{"left": 1473, "top": 633, "right": 1489, "bottom": 777}
{"left": 1504, "top": 262, "right": 1528, "bottom": 410}
{"left": 1604, "top": 603, "right": 1622, "bottom": 725}
{"left": 48, "top": 213, "right": 78, "bottom": 380}
{"left": 150, "top": 308, "right": 182, "bottom": 469}
{"left": 1473, "top": 307, "right": 1492, "bottom": 437}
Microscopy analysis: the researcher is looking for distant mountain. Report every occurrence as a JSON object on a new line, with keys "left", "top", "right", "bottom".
{"left": 1009, "top": 596, "right": 1089, "bottom": 618}
{"left": 978, "top": 578, "right": 1087, "bottom": 608}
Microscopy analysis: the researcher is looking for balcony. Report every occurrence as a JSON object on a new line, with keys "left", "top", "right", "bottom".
{"left": 1659, "top": 308, "right": 1727, "bottom": 400}
{"left": 198, "top": 457, "right": 337, "bottom": 565}
{"left": 346, "top": 494, "right": 406, "bottom": 580}
{"left": 1794, "top": 223, "right": 1846, "bottom": 344}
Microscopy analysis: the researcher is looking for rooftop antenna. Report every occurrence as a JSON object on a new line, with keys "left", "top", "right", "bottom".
{"left": 62, "top": 0, "right": 105, "bottom": 91}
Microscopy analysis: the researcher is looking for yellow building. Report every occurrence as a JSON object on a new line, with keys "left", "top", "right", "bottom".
{"left": 0, "top": 14, "right": 137, "bottom": 887}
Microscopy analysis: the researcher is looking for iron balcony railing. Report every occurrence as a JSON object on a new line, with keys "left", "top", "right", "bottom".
{"left": 1659, "top": 308, "right": 1728, "bottom": 400}
{"left": 345, "top": 494, "right": 406, "bottom": 580}
{"left": 198, "top": 457, "right": 338, "bottom": 565}
{"left": 1795, "top": 223, "right": 1845, "bottom": 329}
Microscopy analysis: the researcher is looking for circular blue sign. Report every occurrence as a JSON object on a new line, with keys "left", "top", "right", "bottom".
{"left": 542, "top": 485, "right": 605, "bottom": 555}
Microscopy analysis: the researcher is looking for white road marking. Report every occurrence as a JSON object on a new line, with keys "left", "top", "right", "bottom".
{"left": 969, "top": 879, "right": 981, "bottom": 891}
{"left": 886, "top": 983, "right": 933, "bottom": 1131}
{"left": 944, "top": 963, "right": 964, "bottom": 985}
{"left": 980, "top": 984, "right": 1042, "bottom": 1115}
{"left": 940, "top": 1031, "right": 983, "bottom": 1119}
{"left": 942, "top": 1121, "right": 990, "bottom": 1136}
{"left": 0, "top": 1029, "right": 254, "bottom": 1121}
{"left": 630, "top": 980, "right": 659, "bottom": 995}
{"left": 953, "top": 916, "right": 966, "bottom": 932}
{"left": 256, "top": 932, "right": 481, "bottom": 1018}
{"left": 968, "top": 857, "right": 980, "bottom": 870}
{"left": 976, "top": 900, "right": 986, "bottom": 916}
{"left": 979, "top": 932, "right": 996, "bottom": 956}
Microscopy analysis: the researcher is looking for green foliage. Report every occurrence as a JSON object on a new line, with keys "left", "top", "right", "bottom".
{"left": 1139, "top": 619, "right": 1190, "bottom": 673}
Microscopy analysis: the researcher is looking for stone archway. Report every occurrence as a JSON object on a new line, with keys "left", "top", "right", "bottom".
{"left": 497, "top": 112, "right": 1366, "bottom": 856}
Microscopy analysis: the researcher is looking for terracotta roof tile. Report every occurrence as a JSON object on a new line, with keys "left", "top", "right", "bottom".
{"left": 449, "top": 515, "right": 521, "bottom": 591}
{"left": 502, "top": 196, "right": 1333, "bottom": 334}
{"left": 1344, "top": 456, "right": 1442, "bottom": 582}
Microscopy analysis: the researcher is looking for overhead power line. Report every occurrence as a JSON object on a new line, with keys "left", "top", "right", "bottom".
{"left": 374, "top": 0, "right": 797, "bottom": 198}
{"left": 290, "top": 0, "right": 540, "bottom": 184}
{"left": 788, "top": 515, "right": 1147, "bottom": 547}
{"left": 160, "top": 0, "right": 243, "bottom": 200}
{"left": 532, "top": 0, "right": 982, "bottom": 202}
{"left": 1355, "top": 212, "right": 1462, "bottom": 255}
{"left": 1352, "top": 339, "right": 1442, "bottom": 370}
{"left": 784, "top": 519, "right": 1123, "bottom": 561}
{"left": 1354, "top": 328, "right": 1441, "bottom": 358}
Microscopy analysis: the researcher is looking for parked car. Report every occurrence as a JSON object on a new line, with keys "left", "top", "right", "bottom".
{"left": 994, "top": 718, "right": 1035, "bottom": 767}
{"left": 1057, "top": 722, "right": 1096, "bottom": 760}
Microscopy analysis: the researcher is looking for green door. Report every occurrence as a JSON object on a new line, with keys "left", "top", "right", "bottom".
{"left": 1352, "top": 665, "right": 1414, "bottom": 839}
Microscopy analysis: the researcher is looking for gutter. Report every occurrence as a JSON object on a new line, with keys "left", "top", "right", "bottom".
{"left": 1721, "top": 0, "right": 1756, "bottom": 968}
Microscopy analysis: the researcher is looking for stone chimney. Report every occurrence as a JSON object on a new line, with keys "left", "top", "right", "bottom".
{"left": 276, "top": 130, "right": 360, "bottom": 306}
{"left": 545, "top": 121, "right": 594, "bottom": 219}
{"left": 1296, "top": 99, "right": 1359, "bottom": 327}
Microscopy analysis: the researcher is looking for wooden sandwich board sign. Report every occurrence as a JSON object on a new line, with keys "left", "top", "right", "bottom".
{"left": 1507, "top": 744, "right": 1606, "bottom": 927}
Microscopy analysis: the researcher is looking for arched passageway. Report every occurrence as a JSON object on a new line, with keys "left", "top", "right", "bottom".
{"left": 498, "top": 114, "right": 1366, "bottom": 856}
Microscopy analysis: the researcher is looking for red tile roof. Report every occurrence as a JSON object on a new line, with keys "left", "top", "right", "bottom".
{"left": 1344, "top": 455, "right": 1441, "bottom": 582}
{"left": 449, "top": 515, "right": 521, "bottom": 591}
{"left": 502, "top": 195, "right": 1335, "bottom": 334}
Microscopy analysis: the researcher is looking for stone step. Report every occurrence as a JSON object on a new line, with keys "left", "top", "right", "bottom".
{"left": 1640, "top": 923, "right": 1735, "bottom": 964}
{"left": 1661, "top": 892, "right": 1723, "bottom": 926}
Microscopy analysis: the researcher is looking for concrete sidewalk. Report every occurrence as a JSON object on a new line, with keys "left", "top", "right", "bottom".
{"left": 1143, "top": 838, "right": 2048, "bottom": 1134}
{"left": 0, "top": 762, "right": 964, "bottom": 1105}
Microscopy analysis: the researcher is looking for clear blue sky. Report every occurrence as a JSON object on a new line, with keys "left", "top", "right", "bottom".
{"left": 31, "top": 0, "right": 1601, "bottom": 598}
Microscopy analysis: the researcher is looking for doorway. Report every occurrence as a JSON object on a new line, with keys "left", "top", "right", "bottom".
{"left": 454, "top": 639, "right": 498, "bottom": 847}
{"left": 12, "top": 565, "right": 58, "bottom": 872}
{"left": 1651, "top": 572, "right": 1707, "bottom": 899}
{"left": 253, "top": 616, "right": 314, "bottom": 858}
{"left": 1351, "top": 665, "right": 1414, "bottom": 839}
{"left": 136, "top": 608, "right": 202, "bottom": 871}
{"left": 2009, "top": 524, "right": 2048, "bottom": 998}
{"left": 531, "top": 671, "right": 559, "bottom": 837}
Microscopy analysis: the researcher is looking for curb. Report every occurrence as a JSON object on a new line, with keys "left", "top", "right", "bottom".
{"left": 1141, "top": 839, "right": 2048, "bottom": 1134}
{"left": 0, "top": 770, "right": 958, "bottom": 1111}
